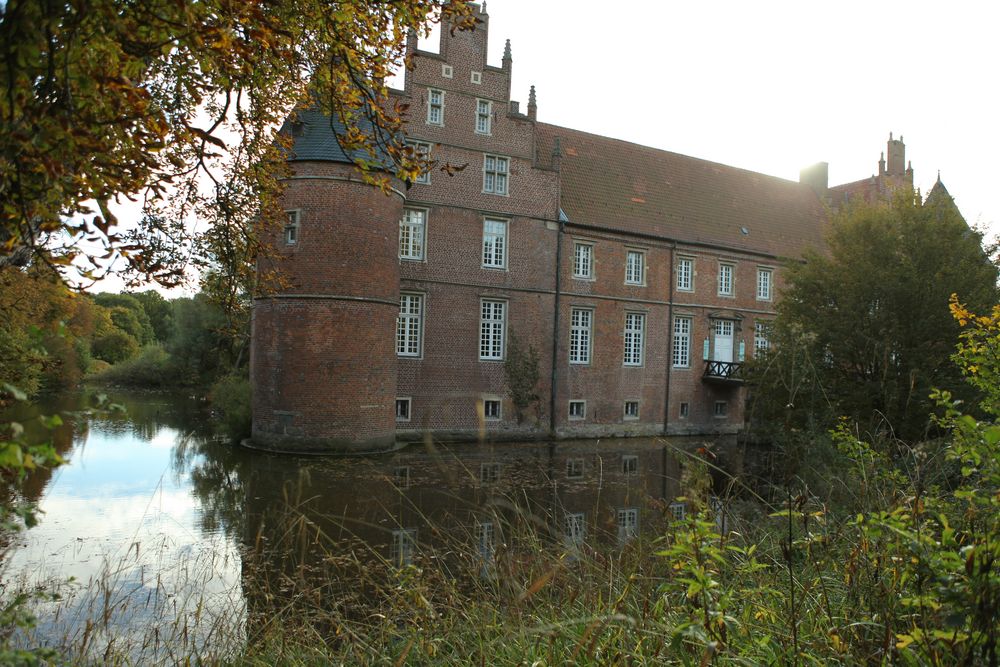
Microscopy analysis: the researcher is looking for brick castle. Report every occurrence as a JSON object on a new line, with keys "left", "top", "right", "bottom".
{"left": 249, "top": 4, "right": 924, "bottom": 453}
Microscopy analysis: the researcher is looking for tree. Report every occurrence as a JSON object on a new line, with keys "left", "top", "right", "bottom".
{"left": 0, "top": 0, "right": 476, "bottom": 286}
{"left": 750, "top": 191, "right": 997, "bottom": 444}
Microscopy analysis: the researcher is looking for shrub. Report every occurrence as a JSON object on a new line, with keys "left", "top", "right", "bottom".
{"left": 90, "top": 345, "right": 175, "bottom": 387}
{"left": 91, "top": 331, "right": 139, "bottom": 364}
{"left": 209, "top": 374, "right": 251, "bottom": 442}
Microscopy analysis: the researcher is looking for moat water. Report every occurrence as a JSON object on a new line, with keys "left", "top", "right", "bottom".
{"left": 0, "top": 390, "right": 738, "bottom": 659}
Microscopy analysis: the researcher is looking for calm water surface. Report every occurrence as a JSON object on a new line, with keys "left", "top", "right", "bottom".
{"left": 1, "top": 390, "right": 735, "bottom": 658}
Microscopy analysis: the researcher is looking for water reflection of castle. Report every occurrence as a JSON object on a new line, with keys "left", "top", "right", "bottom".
{"left": 241, "top": 436, "right": 737, "bottom": 570}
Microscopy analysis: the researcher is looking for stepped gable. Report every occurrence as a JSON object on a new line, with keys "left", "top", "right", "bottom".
{"left": 536, "top": 123, "right": 827, "bottom": 258}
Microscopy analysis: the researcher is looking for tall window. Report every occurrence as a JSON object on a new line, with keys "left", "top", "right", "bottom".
{"left": 284, "top": 210, "right": 299, "bottom": 245}
{"left": 757, "top": 268, "right": 773, "bottom": 301}
{"left": 755, "top": 321, "right": 771, "bottom": 355}
{"left": 482, "top": 218, "right": 507, "bottom": 268}
{"left": 617, "top": 508, "right": 638, "bottom": 545}
{"left": 399, "top": 208, "right": 425, "bottom": 260}
{"left": 476, "top": 99, "right": 492, "bottom": 134}
{"left": 672, "top": 316, "right": 691, "bottom": 367}
{"left": 564, "top": 513, "right": 585, "bottom": 545}
{"left": 397, "top": 294, "right": 423, "bottom": 357}
{"left": 391, "top": 529, "right": 417, "bottom": 566}
{"left": 483, "top": 154, "right": 509, "bottom": 195}
{"left": 677, "top": 256, "right": 693, "bottom": 291}
{"left": 569, "top": 308, "right": 592, "bottom": 364}
{"left": 623, "top": 312, "right": 645, "bottom": 366}
{"left": 476, "top": 521, "right": 494, "bottom": 560}
{"left": 407, "top": 140, "right": 432, "bottom": 184}
{"left": 479, "top": 300, "right": 505, "bottom": 360}
{"left": 573, "top": 242, "right": 593, "bottom": 279}
{"left": 426, "top": 88, "right": 443, "bottom": 125}
{"left": 718, "top": 263, "right": 734, "bottom": 296}
{"left": 625, "top": 250, "right": 644, "bottom": 285}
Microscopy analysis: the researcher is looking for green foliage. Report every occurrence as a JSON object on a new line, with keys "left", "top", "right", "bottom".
{"left": 503, "top": 334, "right": 542, "bottom": 424}
{"left": 89, "top": 345, "right": 176, "bottom": 387}
{"left": 129, "top": 291, "right": 174, "bottom": 343}
{"left": 166, "top": 295, "right": 230, "bottom": 384}
{"left": 93, "top": 293, "right": 155, "bottom": 345}
{"left": 90, "top": 330, "right": 140, "bottom": 365}
{"left": 755, "top": 191, "right": 997, "bottom": 443}
{"left": 208, "top": 374, "right": 251, "bottom": 442}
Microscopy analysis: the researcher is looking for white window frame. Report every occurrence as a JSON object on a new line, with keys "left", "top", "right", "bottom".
{"left": 755, "top": 321, "right": 771, "bottom": 356}
{"left": 482, "top": 397, "right": 502, "bottom": 421}
{"left": 625, "top": 250, "right": 645, "bottom": 285}
{"left": 622, "top": 455, "right": 638, "bottom": 475}
{"left": 441, "top": 64, "right": 453, "bottom": 78}
{"left": 426, "top": 88, "right": 444, "bottom": 126}
{"left": 483, "top": 153, "right": 509, "bottom": 195}
{"left": 573, "top": 242, "right": 593, "bottom": 279}
{"left": 566, "top": 458, "right": 584, "bottom": 479}
{"left": 757, "top": 267, "right": 773, "bottom": 301}
{"left": 399, "top": 208, "right": 426, "bottom": 260}
{"left": 569, "top": 307, "right": 593, "bottom": 365}
{"left": 479, "top": 299, "right": 506, "bottom": 360}
{"left": 564, "top": 512, "right": 586, "bottom": 545}
{"left": 718, "top": 262, "right": 734, "bottom": 297}
{"left": 284, "top": 210, "right": 300, "bottom": 245}
{"left": 617, "top": 508, "right": 639, "bottom": 544}
{"left": 407, "top": 140, "right": 432, "bottom": 184}
{"left": 676, "top": 256, "right": 694, "bottom": 291}
{"left": 476, "top": 520, "right": 494, "bottom": 560}
{"left": 481, "top": 218, "right": 507, "bottom": 269}
{"left": 397, "top": 293, "right": 423, "bottom": 357}
{"left": 471, "top": 70, "right": 482, "bottom": 84}
{"left": 624, "top": 400, "right": 639, "bottom": 420}
{"left": 623, "top": 312, "right": 645, "bottom": 366}
{"left": 395, "top": 397, "right": 412, "bottom": 422}
{"left": 475, "top": 99, "right": 492, "bottom": 135}
{"left": 669, "top": 501, "right": 687, "bottom": 521}
{"left": 391, "top": 528, "right": 417, "bottom": 566}
{"left": 568, "top": 400, "right": 586, "bottom": 420}
{"left": 672, "top": 316, "right": 692, "bottom": 368}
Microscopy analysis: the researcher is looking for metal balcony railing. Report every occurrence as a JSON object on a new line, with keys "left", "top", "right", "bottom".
{"left": 703, "top": 360, "right": 743, "bottom": 383}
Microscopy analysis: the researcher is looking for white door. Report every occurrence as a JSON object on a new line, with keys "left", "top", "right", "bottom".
{"left": 713, "top": 321, "right": 734, "bottom": 362}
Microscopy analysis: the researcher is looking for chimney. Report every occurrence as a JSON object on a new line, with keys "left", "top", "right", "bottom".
{"left": 887, "top": 132, "right": 905, "bottom": 177}
{"left": 799, "top": 162, "right": 828, "bottom": 195}
{"left": 527, "top": 85, "right": 537, "bottom": 121}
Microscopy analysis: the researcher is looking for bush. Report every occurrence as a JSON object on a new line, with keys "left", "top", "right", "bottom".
{"left": 91, "top": 331, "right": 140, "bottom": 364}
{"left": 209, "top": 374, "right": 251, "bottom": 442}
{"left": 90, "top": 345, "right": 176, "bottom": 387}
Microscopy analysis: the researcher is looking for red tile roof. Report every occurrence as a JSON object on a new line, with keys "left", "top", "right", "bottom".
{"left": 536, "top": 123, "right": 828, "bottom": 258}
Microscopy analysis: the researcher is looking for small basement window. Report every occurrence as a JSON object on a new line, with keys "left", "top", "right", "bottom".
{"left": 566, "top": 458, "right": 584, "bottom": 479}
{"left": 395, "top": 398, "right": 411, "bottom": 422}
{"left": 624, "top": 401, "right": 639, "bottom": 420}
{"left": 622, "top": 455, "right": 638, "bottom": 475}
{"left": 714, "top": 401, "right": 728, "bottom": 417}
{"left": 568, "top": 400, "right": 586, "bottom": 420}
{"left": 483, "top": 399, "right": 501, "bottom": 421}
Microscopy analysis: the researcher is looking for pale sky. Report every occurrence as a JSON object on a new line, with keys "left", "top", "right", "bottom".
{"left": 470, "top": 0, "right": 998, "bottom": 233}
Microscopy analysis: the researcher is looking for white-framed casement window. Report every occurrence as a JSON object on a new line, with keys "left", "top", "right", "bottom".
{"left": 395, "top": 397, "right": 412, "bottom": 422}
{"left": 426, "top": 88, "right": 444, "bottom": 125}
{"left": 564, "top": 512, "right": 586, "bottom": 545}
{"left": 399, "top": 208, "right": 426, "bottom": 260}
{"left": 622, "top": 455, "right": 638, "bottom": 475}
{"left": 480, "top": 462, "right": 501, "bottom": 483}
{"left": 669, "top": 501, "right": 687, "bottom": 521}
{"left": 677, "top": 256, "right": 694, "bottom": 291}
{"left": 718, "top": 262, "right": 734, "bottom": 296}
{"left": 481, "top": 218, "right": 507, "bottom": 268}
{"left": 672, "top": 316, "right": 692, "bottom": 368}
{"left": 568, "top": 400, "right": 586, "bottom": 420}
{"left": 623, "top": 312, "right": 645, "bottom": 366}
{"left": 625, "top": 250, "right": 645, "bottom": 285}
{"left": 483, "top": 154, "right": 509, "bottom": 195}
{"left": 569, "top": 308, "right": 593, "bottom": 364}
{"left": 757, "top": 267, "right": 773, "bottom": 301}
{"left": 475, "top": 99, "right": 492, "bottom": 135}
{"left": 573, "top": 242, "right": 593, "bottom": 279}
{"left": 441, "top": 64, "right": 453, "bottom": 78}
{"left": 475, "top": 520, "right": 495, "bottom": 561}
{"left": 566, "top": 457, "right": 584, "bottom": 479}
{"left": 479, "top": 299, "right": 506, "bottom": 360}
{"left": 284, "top": 210, "right": 300, "bottom": 245}
{"left": 391, "top": 528, "right": 417, "bottom": 566}
{"left": 406, "top": 140, "right": 432, "bottom": 184}
{"left": 624, "top": 400, "right": 639, "bottom": 420}
{"left": 397, "top": 294, "right": 423, "bottom": 357}
{"left": 482, "top": 398, "right": 502, "bottom": 421}
{"left": 470, "top": 70, "right": 482, "bottom": 84}
{"left": 617, "top": 508, "right": 639, "bottom": 545}
{"left": 754, "top": 321, "right": 771, "bottom": 356}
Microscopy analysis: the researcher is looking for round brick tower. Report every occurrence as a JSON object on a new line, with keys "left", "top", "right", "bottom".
{"left": 250, "top": 110, "right": 403, "bottom": 453}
